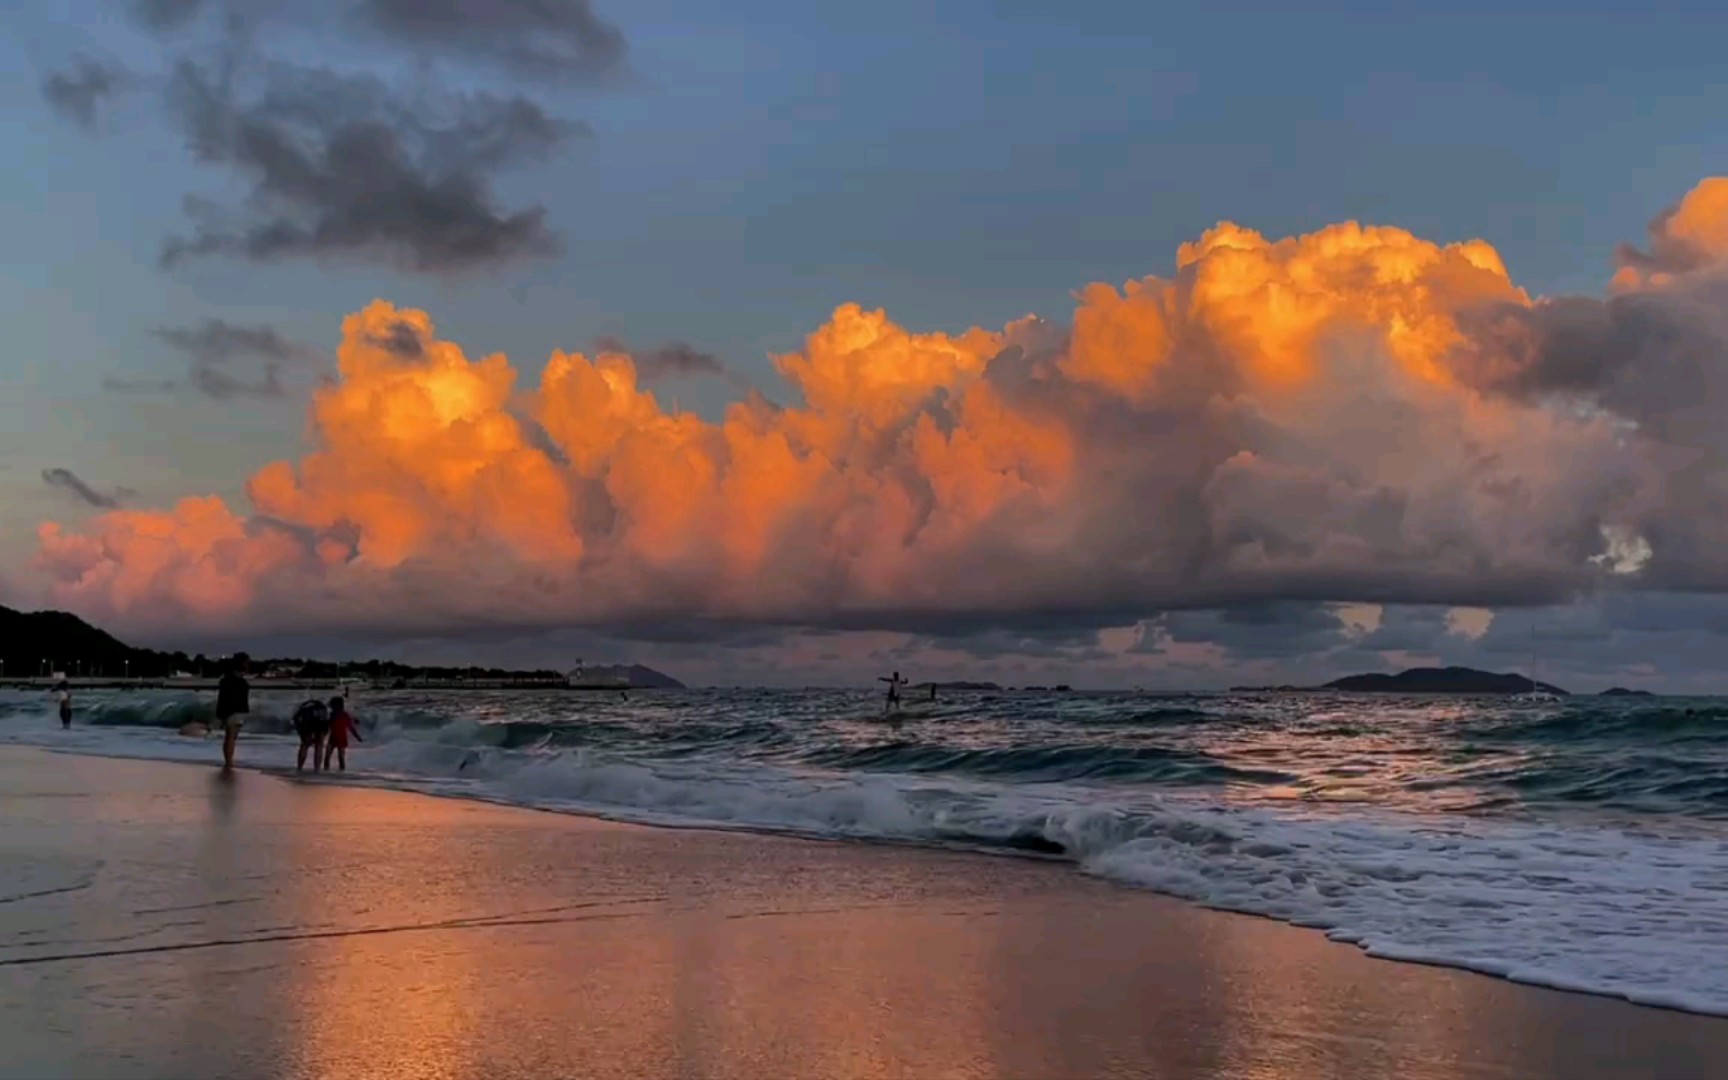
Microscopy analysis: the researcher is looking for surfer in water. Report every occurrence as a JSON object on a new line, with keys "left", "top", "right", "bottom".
{"left": 879, "top": 671, "right": 907, "bottom": 715}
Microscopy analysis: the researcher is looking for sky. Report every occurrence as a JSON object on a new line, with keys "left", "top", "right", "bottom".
{"left": 4, "top": 0, "right": 1728, "bottom": 690}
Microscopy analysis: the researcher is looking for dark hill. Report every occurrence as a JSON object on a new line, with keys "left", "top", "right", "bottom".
{"left": 1, "top": 606, "right": 684, "bottom": 687}
{"left": 1323, "top": 667, "right": 1568, "bottom": 695}
{"left": 579, "top": 663, "right": 686, "bottom": 689}
{"left": 0, "top": 605, "right": 181, "bottom": 677}
{"left": 1600, "top": 686, "right": 1657, "bottom": 697}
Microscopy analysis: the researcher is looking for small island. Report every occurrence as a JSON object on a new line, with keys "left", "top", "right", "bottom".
{"left": 1323, "top": 667, "right": 1567, "bottom": 695}
{"left": 1234, "top": 666, "right": 1569, "bottom": 695}
{"left": 1599, "top": 686, "right": 1657, "bottom": 697}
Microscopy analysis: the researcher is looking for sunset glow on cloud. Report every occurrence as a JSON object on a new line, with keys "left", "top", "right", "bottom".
{"left": 33, "top": 178, "right": 1728, "bottom": 639}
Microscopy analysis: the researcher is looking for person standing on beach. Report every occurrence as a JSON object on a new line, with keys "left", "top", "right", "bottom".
{"left": 323, "top": 696, "right": 361, "bottom": 771}
{"left": 216, "top": 653, "right": 251, "bottom": 771}
{"left": 53, "top": 680, "right": 72, "bottom": 729}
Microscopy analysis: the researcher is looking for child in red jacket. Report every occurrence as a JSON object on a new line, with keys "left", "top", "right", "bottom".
{"left": 323, "top": 696, "right": 363, "bottom": 771}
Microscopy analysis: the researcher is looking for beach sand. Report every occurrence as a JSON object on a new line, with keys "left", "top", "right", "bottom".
{"left": 2, "top": 746, "right": 1725, "bottom": 1080}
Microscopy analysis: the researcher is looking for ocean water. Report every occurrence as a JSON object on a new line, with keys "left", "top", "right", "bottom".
{"left": 4, "top": 685, "right": 1728, "bottom": 1014}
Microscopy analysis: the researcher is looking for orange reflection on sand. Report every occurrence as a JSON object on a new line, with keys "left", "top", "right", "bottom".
{"left": 661, "top": 904, "right": 993, "bottom": 1078}
{"left": 274, "top": 793, "right": 487, "bottom": 1080}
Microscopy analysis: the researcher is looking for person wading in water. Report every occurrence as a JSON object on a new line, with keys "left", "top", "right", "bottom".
{"left": 878, "top": 671, "right": 907, "bottom": 716}
{"left": 215, "top": 653, "right": 252, "bottom": 771}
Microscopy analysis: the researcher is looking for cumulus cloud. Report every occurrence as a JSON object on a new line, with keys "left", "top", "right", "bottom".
{"left": 104, "top": 319, "right": 324, "bottom": 400}
{"left": 1614, "top": 177, "right": 1728, "bottom": 288}
{"left": 41, "top": 469, "right": 136, "bottom": 510}
{"left": 1443, "top": 181, "right": 1728, "bottom": 595}
{"left": 46, "top": 180, "right": 1728, "bottom": 640}
{"left": 44, "top": 0, "right": 620, "bottom": 274}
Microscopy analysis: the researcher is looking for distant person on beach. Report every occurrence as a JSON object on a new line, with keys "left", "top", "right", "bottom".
{"left": 215, "top": 653, "right": 251, "bottom": 770}
{"left": 879, "top": 671, "right": 906, "bottom": 714}
{"left": 53, "top": 680, "right": 72, "bottom": 729}
{"left": 323, "top": 696, "right": 361, "bottom": 771}
{"left": 293, "top": 698, "right": 330, "bottom": 772}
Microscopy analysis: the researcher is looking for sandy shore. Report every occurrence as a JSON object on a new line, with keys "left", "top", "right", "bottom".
{"left": 2, "top": 747, "right": 1725, "bottom": 1079}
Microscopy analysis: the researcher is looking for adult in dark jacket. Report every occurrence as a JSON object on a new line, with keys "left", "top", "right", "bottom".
{"left": 216, "top": 653, "right": 251, "bottom": 771}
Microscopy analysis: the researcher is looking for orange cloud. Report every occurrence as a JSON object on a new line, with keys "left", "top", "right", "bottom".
{"left": 40, "top": 183, "right": 1728, "bottom": 637}
{"left": 1612, "top": 176, "right": 1728, "bottom": 292}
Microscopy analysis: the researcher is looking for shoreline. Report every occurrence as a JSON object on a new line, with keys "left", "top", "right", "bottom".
{"left": 13, "top": 736, "right": 1728, "bottom": 1023}
{"left": 4, "top": 745, "right": 1728, "bottom": 1079}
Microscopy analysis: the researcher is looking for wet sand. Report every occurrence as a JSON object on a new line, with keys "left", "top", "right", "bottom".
{"left": 2, "top": 746, "right": 1725, "bottom": 1080}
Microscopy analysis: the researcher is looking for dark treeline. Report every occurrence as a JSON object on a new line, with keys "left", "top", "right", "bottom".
{"left": 0, "top": 605, "right": 560, "bottom": 681}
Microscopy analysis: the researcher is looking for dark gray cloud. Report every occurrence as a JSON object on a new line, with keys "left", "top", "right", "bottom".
{"left": 129, "top": 0, "right": 627, "bottom": 79}
{"left": 45, "top": 0, "right": 619, "bottom": 276}
{"left": 1144, "top": 603, "right": 1356, "bottom": 660}
{"left": 160, "top": 62, "right": 570, "bottom": 273}
{"left": 134, "top": 0, "right": 207, "bottom": 31}
{"left": 41, "top": 468, "right": 136, "bottom": 510}
{"left": 41, "top": 57, "right": 126, "bottom": 131}
{"left": 359, "top": 0, "right": 626, "bottom": 81}
{"left": 593, "top": 336, "right": 741, "bottom": 386}
{"left": 154, "top": 319, "right": 317, "bottom": 367}
{"left": 367, "top": 319, "right": 425, "bottom": 358}
{"left": 106, "top": 319, "right": 322, "bottom": 400}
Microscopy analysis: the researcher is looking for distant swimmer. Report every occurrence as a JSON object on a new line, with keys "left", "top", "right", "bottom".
{"left": 878, "top": 671, "right": 907, "bottom": 714}
{"left": 323, "top": 696, "right": 362, "bottom": 772}
{"left": 53, "top": 680, "right": 72, "bottom": 729}
{"left": 215, "top": 653, "right": 251, "bottom": 771}
{"left": 293, "top": 699, "right": 331, "bottom": 772}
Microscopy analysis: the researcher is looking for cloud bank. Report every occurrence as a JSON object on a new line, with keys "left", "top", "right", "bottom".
{"left": 34, "top": 178, "right": 1728, "bottom": 639}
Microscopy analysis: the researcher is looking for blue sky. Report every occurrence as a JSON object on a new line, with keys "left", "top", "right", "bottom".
{"left": 5, "top": 0, "right": 1728, "bottom": 685}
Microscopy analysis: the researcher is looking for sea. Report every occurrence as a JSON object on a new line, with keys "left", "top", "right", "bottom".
{"left": 3, "top": 684, "right": 1727, "bottom": 1015}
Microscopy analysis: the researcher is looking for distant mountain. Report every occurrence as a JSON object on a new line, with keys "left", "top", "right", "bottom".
{"left": 577, "top": 663, "right": 685, "bottom": 689}
{"left": 1599, "top": 686, "right": 1657, "bottom": 697}
{"left": 1322, "top": 667, "right": 1569, "bottom": 695}
{"left": 0, "top": 605, "right": 176, "bottom": 677}
{"left": 0, "top": 605, "right": 680, "bottom": 687}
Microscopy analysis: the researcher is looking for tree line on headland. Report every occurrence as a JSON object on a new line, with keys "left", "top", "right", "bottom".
{"left": 0, "top": 604, "right": 566, "bottom": 683}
